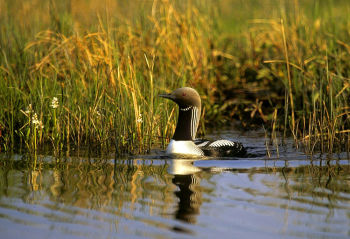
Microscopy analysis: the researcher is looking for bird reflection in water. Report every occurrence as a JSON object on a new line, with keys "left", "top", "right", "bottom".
{"left": 168, "top": 159, "right": 203, "bottom": 224}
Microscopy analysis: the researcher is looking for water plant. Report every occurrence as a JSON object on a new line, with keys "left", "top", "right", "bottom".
{"left": 207, "top": 0, "right": 350, "bottom": 154}
{"left": 0, "top": 0, "right": 349, "bottom": 155}
{"left": 0, "top": 0, "right": 215, "bottom": 155}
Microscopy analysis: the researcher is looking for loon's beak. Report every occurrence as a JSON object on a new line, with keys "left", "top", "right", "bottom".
{"left": 159, "top": 93, "right": 175, "bottom": 100}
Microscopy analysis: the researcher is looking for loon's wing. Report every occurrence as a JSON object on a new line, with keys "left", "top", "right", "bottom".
{"left": 194, "top": 139, "right": 211, "bottom": 147}
{"left": 195, "top": 139, "right": 246, "bottom": 157}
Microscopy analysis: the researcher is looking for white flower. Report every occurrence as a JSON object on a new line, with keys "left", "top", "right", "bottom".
{"left": 32, "top": 113, "right": 39, "bottom": 125}
{"left": 137, "top": 114, "right": 143, "bottom": 123}
{"left": 50, "top": 97, "right": 59, "bottom": 109}
{"left": 31, "top": 113, "right": 44, "bottom": 129}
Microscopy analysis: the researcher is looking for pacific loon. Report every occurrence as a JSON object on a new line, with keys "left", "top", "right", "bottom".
{"left": 159, "top": 87, "right": 246, "bottom": 157}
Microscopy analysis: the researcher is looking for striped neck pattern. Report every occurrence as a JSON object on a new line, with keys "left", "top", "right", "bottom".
{"left": 172, "top": 106, "right": 200, "bottom": 141}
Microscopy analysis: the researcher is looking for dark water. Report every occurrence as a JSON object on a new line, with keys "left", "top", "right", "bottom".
{"left": 0, "top": 130, "right": 349, "bottom": 239}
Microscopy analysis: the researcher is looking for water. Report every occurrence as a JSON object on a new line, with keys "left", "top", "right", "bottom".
{"left": 0, "top": 130, "right": 349, "bottom": 239}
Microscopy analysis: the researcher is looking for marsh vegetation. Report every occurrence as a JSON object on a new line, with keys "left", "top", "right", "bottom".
{"left": 0, "top": 0, "right": 349, "bottom": 155}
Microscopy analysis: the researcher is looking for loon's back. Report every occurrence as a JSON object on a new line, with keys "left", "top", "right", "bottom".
{"left": 195, "top": 139, "right": 246, "bottom": 157}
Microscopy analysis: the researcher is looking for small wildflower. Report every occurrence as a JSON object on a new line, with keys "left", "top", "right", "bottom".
{"left": 50, "top": 97, "right": 59, "bottom": 109}
{"left": 137, "top": 114, "right": 143, "bottom": 123}
{"left": 32, "top": 113, "right": 39, "bottom": 125}
{"left": 31, "top": 113, "right": 44, "bottom": 129}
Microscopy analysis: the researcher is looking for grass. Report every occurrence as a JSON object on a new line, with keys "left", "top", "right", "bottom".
{"left": 0, "top": 0, "right": 216, "bottom": 155}
{"left": 207, "top": 0, "right": 350, "bottom": 154}
{"left": 0, "top": 0, "right": 349, "bottom": 155}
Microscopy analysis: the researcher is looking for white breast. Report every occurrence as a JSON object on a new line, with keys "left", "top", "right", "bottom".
{"left": 166, "top": 139, "right": 204, "bottom": 157}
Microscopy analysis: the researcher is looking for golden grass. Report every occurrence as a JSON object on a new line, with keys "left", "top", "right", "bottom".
{"left": 0, "top": 0, "right": 349, "bottom": 155}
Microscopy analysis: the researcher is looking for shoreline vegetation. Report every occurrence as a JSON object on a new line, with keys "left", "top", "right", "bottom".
{"left": 0, "top": 0, "right": 349, "bottom": 156}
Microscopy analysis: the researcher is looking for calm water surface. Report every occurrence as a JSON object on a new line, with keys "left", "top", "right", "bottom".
{"left": 0, "top": 130, "right": 349, "bottom": 239}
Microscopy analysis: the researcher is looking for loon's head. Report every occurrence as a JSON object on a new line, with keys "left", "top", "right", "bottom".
{"left": 160, "top": 87, "right": 201, "bottom": 141}
{"left": 159, "top": 87, "right": 201, "bottom": 109}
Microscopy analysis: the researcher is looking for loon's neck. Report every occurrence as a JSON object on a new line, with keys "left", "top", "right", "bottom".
{"left": 172, "top": 106, "right": 200, "bottom": 141}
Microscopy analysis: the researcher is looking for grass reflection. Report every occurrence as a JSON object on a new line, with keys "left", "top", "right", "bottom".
{"left": 0, "top": 155, "right": 349, "bottom": 238}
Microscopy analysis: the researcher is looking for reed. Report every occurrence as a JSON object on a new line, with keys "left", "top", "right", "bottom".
{"left": 0, "top": 0, "right": 216, "bottom": 154}
{"left": 212, "top": 0, "right": 350, "bottom": 154}
{"left": 0, "top": 0, "right": 349, "bottom": 155}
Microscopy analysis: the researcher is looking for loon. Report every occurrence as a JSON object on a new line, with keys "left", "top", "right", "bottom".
{"left": 159, "top": 87, "right": 246, "bottom": 158}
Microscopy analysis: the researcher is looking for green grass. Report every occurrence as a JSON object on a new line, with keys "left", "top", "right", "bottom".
{"left": 210, "top": 0, "right": 350, "bottom": 153}
{"left": 0, "top": 0, "right": 215, "bottom": 155}
{"left": 0, "top": 0, "right": 349, "bottom": 155}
